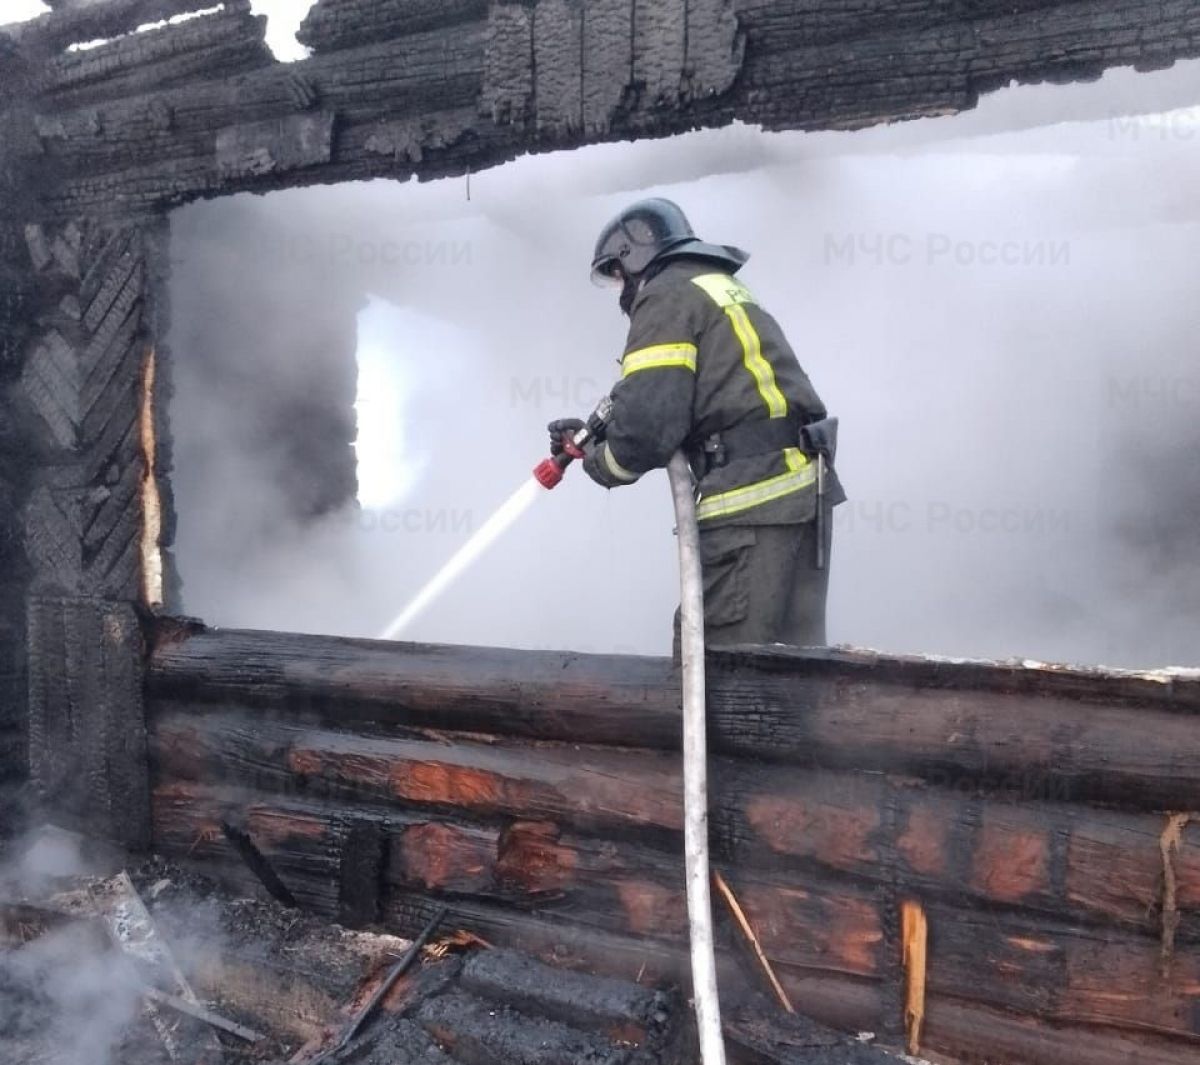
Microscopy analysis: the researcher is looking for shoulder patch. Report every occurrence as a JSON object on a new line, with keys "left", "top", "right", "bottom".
{"left": 691, "top": 273, "right": 757, "bottom": 308}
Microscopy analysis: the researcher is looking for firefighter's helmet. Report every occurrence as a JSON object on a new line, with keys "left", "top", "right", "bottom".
{"left": 590, "top": 198, "right": 749, "bottom": 285}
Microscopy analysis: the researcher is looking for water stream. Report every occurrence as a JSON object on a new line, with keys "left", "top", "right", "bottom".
{"left": 379, "top": 477, "right": 544, "bottom": 641}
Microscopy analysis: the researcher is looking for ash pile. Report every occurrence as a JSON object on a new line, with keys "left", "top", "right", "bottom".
{"left": 0, "top": 827, "right": 692, "bottom": 1065}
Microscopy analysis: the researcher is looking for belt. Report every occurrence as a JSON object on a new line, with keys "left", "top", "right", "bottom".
{"left": 686, "top": 416, "right": 803, "bottom": 476}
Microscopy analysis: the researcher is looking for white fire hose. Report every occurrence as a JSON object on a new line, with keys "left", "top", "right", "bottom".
{"left": 666, "top": 450, "right": 727, "bottom": 1065}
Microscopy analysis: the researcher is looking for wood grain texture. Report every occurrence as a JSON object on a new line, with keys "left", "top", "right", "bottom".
{"left": 28, "top": 595, "right": 148, "bottom": 846}
{"left": 5, "top": 0, "right": 1199, "bottom": 219}
{"left": 146, "top": 624, "right": 1200, "bottom": 810}
{"left": 16, "top": 221, "right": 150, "bottom": 602}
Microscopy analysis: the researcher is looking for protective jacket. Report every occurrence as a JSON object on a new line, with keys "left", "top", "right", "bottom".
{"left": 583, "top": 258, "right": 842, "bottom": 526}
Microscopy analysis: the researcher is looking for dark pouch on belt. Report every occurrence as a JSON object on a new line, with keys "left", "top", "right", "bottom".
{"left": 801, "top": 416, "right": 839, "bottom": 463}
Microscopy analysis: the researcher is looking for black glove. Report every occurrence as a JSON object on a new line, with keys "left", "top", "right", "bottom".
{"left": 547, "top": 418, "right": 585, "bottom": 457}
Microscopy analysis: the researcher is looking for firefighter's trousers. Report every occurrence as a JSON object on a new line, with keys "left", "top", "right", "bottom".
{"left": 675, "top": 510, "right": 832, "bottom": 652}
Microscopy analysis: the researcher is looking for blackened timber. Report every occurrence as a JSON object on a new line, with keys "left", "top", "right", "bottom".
{"left": 16, "top": 0, "right": 1200, "bottom": 220}
{"left": 34, "top": 6, "right": 275, "bottom": 111}
{"left": 32, "top": 26, "right": 492, "bottom": 207}
{"left": 458, "top": 949, "right": 666, "bottom": 1040}
{"left": 2, "top": 1, "right": 232, "bottom": 58}
{"left": 297, "top": 0, "right": 489, "bottom": 54}
{"left": 152, "top": 783, "right": 1200, "bottom": 1064}
{"left": 145, "top": 625, "right": 684, "bottom": 747}
{"left": 337, "top": 820, "right": 385, "bottom": 928}
{"left": 28, "top": 596, "right": 149, "bottom": 847}
{"left": 150, "top": 757, "right": 1200, "bottom": 949}
{"left": 220, "top": 819, "right": 299, "bottom": 908}
{"left": 145, "top": 622, "right": 1200, "bottom": 811}
{"left": 414, "top": 992, "right": 647, "bottom": 1065}
{"left": 149, "top": 710, "right": 686, "bottom": 837}
{"left": 385, "top": 885, "right": 1200, "bottom": 1047}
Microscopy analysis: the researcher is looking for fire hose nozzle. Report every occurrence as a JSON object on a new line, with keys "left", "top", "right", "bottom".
{"left": 533, "top": 394, "right": 613, "bottom": 491}
{"left": 533, "top": 457, "right": 566, "bottom": 490}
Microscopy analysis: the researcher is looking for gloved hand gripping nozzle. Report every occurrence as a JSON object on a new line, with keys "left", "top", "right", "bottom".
{"left": 534, "top": 395, "right": 614, "bottom": 489}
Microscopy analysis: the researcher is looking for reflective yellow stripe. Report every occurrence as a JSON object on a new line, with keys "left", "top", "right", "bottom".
{"left": 726, "top": 304, "right": 788, "bottom": 419}
{"left": 691, "top": 273, "right": 788, "bottom": 419}
{"left": 691, "top": 273, "right": 757, "bottom": 308}
{"left": 783, "top": 446, "right": 807, "bottom": 472}
{"left": 696, "top": 451, "right": 815, "bottom": 521}
{"left": 602, "top": 443, "right": 639, "bottom": 483}
{"left": 622, "top": 343, "right": 697, "bottom": 377}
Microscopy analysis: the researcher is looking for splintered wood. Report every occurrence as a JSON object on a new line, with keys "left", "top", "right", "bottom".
{"left": 139, "top": 346, "right": 165, "bottom": 610}
{"left": 712, "top": 870, "right": 793, "bottom": 1014}
{"left": 1159, "top": 813, "right": 1195, "bottom": 974}
{"left": 901, "top": 900, "right": 927, "bottom": 1056}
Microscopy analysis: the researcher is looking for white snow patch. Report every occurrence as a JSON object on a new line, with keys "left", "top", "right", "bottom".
{"left": 67, "top": 4, "right": 225, "bottom": 53}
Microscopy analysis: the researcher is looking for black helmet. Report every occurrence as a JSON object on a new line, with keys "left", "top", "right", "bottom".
{"left": 590, "top": 198, "right": 749, "bottom": 284}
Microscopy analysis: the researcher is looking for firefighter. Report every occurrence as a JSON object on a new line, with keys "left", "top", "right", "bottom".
{"left": 549, "top": 198, "right": 844, "bottom": 647}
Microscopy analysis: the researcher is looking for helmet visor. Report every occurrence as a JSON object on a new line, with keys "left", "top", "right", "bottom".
{"left": 590, "top": 256, "right": 625, "bottom": 287}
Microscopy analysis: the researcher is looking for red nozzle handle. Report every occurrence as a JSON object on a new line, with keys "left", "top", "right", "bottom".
{"left": 533, "top": 457, "right": 565, "bottom": 489}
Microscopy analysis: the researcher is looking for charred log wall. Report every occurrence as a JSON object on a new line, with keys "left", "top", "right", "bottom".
{"left": 0, "top": 0, "right": 1197, "bottom": 1031}
{"left": 144, "top": 623, "right": 1200, "bottom": 1065}
{"left": 1, "top": 0, "right": 1198, "bottom": 223}
{"left": 0, "top": 221, "right": 33, "bottom": 825}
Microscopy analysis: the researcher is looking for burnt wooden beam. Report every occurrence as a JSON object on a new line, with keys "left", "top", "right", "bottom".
{"left": 146, "top": 625, "right": 684, "bottom": 745}
{"left": 297, "top": 0, "right": 489, "bottom": 54}
{"left": 165, "top": 791, "right": 1200, "bottom": 1065}
{"left": 0, "top": 0, "right": 228, "bottom": 59}
{"left": 33, "top": 5, "right": 275, "bottom": 113}
{"left": 149, "top": 776, "right": 1200, "bottom": 1029}
{"left": 145, "top": 623, "right": 1200, "bottom": 811}
{"left": 27, "top": 595, "right": 149, "bottom": 847}
{"left": 6, "top": 0, "right": 1200, "bottom": 220}
{"left": 1, "top": 0, "right": 227, "bottom": 57}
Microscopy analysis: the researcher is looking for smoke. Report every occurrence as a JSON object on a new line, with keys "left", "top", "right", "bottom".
{"left": 168, "top": 59, "right": 1200, "bottom": 668}
{"left": 0, "top": 829, "right": 253, "bottom": 1065}
{"left": 0, "top": 829, "right": 147, "bottom": 1065}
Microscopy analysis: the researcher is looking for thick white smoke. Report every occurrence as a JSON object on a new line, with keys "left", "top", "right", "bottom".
{"left": 168, "top": 59, "right": 1200, "bottom": 668}
{"left": 0, "top": 831, "right": 146, "bottom": 1065}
